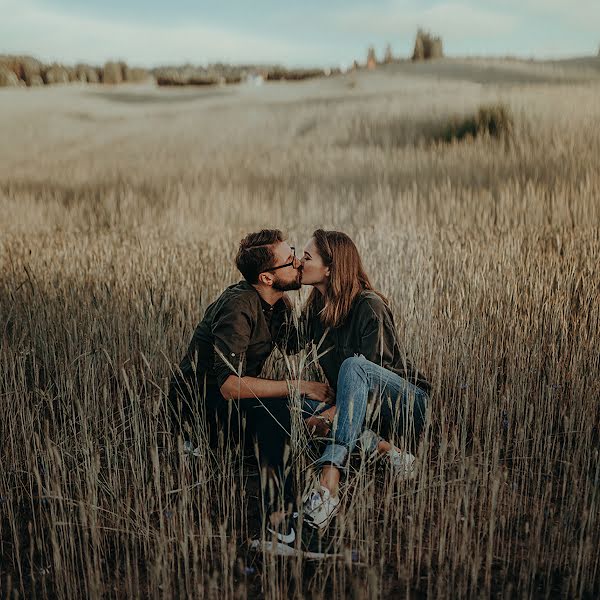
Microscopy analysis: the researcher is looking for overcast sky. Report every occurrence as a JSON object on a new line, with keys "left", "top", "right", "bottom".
{"left": 2, "top": 0, "right": 599, "bottom": 67}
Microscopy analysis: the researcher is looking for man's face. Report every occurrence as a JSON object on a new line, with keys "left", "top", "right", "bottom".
{"left": 269, "top": 241, "right": 302, "bottom": 291}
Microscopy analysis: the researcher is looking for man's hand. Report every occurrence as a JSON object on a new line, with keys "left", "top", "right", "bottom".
{"left": 299, "top": 381, "right": 336, "bottom": 404}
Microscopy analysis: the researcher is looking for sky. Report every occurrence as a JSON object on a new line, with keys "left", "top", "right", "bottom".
{"left": 1, "top": 0, "right": 599, "bottom": 67}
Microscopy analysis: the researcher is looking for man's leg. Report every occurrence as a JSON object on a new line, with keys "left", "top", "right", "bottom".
{"left": 241, "top": 396, "right": 293, "bottom": 522}
{"left": 167, "top": 375, "right": 197, "bottom": 443}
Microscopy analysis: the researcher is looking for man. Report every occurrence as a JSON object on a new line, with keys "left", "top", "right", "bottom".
{"left": 168, "top": 229, "right": 334, "bottom": 543}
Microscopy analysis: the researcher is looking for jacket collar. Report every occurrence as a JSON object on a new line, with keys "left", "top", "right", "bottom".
{"left": 237, "top": 280, "right": 286, "bottom": 312}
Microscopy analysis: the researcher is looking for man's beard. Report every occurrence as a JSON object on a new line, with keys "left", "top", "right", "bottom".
{"left": 272, "top": 272, "right": 302, "bottom": 292}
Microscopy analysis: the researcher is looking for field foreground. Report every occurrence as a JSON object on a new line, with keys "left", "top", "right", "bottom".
{"left": 1, "top": 59, "right": 599, "bottom": 598}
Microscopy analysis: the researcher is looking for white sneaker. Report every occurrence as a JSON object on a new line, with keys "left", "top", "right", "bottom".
{"left": 387, "top": 448, "right": 417, "bottom": 480}
{"left": 302, "top": 485, "right": 340, "bottom": 530}
{"left": 182, "top": 440, "right": 201, "bottom": 457}
{"left": 359, "top": 430, "right": 417, "bottom": 480}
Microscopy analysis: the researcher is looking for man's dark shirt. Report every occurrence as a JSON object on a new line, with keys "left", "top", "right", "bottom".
{"left": 306, "top": 291, "right": 432, "bottom": 395}
{"left": 171, "top": 280, "right": 296, "bottom": 398}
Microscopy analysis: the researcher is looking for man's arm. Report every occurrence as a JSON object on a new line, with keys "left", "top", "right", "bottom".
{"left": 220, "top": 374, "right": 334, "bottom": 403}
{"left": 212, "top": 296, "right": 334, "bottom": 402}
{"left": 220, "top": 375, "right": 288, "bottom": 400}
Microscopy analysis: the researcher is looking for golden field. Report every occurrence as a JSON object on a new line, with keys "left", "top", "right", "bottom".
{"left": 1, "top": 58, "right": 599, "bottom": 598}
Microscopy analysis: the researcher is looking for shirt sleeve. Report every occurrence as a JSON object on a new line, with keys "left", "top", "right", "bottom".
{"left": 358, "top": 297, "right": 432, "bottom": 394}
{"left": 211, "top": 299, "right": 253, "bottom": 389}
{"left": 357, "top": 297, "right": 397, "bottom": 367}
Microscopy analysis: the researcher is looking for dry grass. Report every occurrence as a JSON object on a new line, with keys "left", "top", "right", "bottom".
{"left": 1, "top": 64, "right": 599, "bottom": 598}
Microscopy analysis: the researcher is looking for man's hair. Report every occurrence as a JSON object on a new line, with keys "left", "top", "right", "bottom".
{"left": 235, "top": 229, "right": 285, "bottom": 284}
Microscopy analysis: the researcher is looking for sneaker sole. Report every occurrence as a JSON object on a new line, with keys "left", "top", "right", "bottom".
{"left": 304, "top": 500, "right": 341, "bottom": 531}
{"left": 250, "top": 539, "right": 298, "bottom": 557}
{"left": 304, "top": 549, "right": 343, "bottom": 560}
{"left": 250, "top": 539, "right": 341, "bottom": 560}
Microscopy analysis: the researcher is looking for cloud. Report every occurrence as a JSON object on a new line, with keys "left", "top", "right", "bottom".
{"left": 335, "top": 1, "right": 519, "bottom": 40}
{"left": 0, "top": 0, "right": 322, "bottom": 66}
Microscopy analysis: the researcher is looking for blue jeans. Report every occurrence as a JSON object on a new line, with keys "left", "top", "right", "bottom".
{"left": 315, "top": 355, "right": 429, "bottom": 473}
{"left": 302, "top": 397, "right": 330, "bottom": 419}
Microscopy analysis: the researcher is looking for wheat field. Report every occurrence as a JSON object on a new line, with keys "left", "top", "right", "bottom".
{"left": 1, "top": 60, "right": 599, "bottom": 598}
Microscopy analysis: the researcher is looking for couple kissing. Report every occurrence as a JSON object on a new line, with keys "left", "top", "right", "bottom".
{"left": 168, "top": 228, "right": 431, "bottom": 558}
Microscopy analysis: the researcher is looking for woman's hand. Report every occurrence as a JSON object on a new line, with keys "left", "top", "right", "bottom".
{"left": 299, "top": 381, "right": 336, "bottom": 404}
{"left": 305, "top": 406, "right": 336, "bottom": 437}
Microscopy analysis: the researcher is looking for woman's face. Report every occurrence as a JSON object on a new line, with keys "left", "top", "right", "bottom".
{"left": 301, "top": 237, "right": 330, "bottom": 286}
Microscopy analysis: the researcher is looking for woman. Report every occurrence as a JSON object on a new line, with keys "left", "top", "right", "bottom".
{"left": 299, "top": 229, "right": 431, "bottom": 530}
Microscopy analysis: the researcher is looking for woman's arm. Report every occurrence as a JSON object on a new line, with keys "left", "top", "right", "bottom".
{"left": 357, "top": 296, "right": 432, "bottom": 394}
{"left": 305, "top": 405, "right": 336, "bottom": 437}
{"left": 356, "top": 297, "right": 397, "bottom": 366}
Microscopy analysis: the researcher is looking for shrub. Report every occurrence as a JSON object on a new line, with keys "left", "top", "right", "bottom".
{"left": 66, "top": 67, "right": 79, "bottom": 82}
{"left": 27, "top": 75, "right": 44, "bottom": 86}
{"left": 102, "top": 61, "right": 124, "bottom": 84}
{"left": 0, "top": 65, "right": 19, "bottom": 87}
{"left": 344, "top": 103, "right": 514, "bottom": 149}
{"left": 75, "top": 64, "right": 100, "bottom": 84}
{"left": 0, "top": 55, "right": 43, "bottom": 86}
{"left": 438, "top": 104, "right": 514, "bottom": 143}
{"left": 155, "top": 69, "right": 189, "bottom": 86}
{"left": 21, "top": 57, "right": 42, "bottom": 86}
{"left": 187, "top": 75, "right": 219, "bottom": 86}
{"left": 43, "top": 64, "right": 69, "bottom": 84}
{"left": 265, "top": 67, "right": 325, "bottom": 81}
{"left": 125, "top": 67, "right": 149, "bottom": 83}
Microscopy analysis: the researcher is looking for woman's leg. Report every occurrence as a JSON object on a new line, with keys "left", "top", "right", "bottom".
{"left": 315, "top": 357, "right": 370, "bottom": 465}
{"left": 316, "top": 355, "right": 429, "bottom": 494}
{"left": 313, "top": 356, "right": 372, "bottom": 495}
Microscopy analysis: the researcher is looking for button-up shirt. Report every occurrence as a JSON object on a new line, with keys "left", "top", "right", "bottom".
{"left": 174, "top": 280, "right": 297, "bottom": 392}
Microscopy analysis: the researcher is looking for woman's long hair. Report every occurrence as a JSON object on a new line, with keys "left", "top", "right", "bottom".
{"left": 304, "top": 229, "right": 387, "bottom": 328}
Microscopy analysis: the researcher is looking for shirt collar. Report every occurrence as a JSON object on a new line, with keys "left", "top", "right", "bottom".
{"left": 238, "top": 280, "right": 285, "bottom": 312}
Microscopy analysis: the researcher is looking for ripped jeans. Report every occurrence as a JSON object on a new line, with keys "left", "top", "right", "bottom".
{"left": 313, "top": 355, "right": 429, "bottom": 474}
